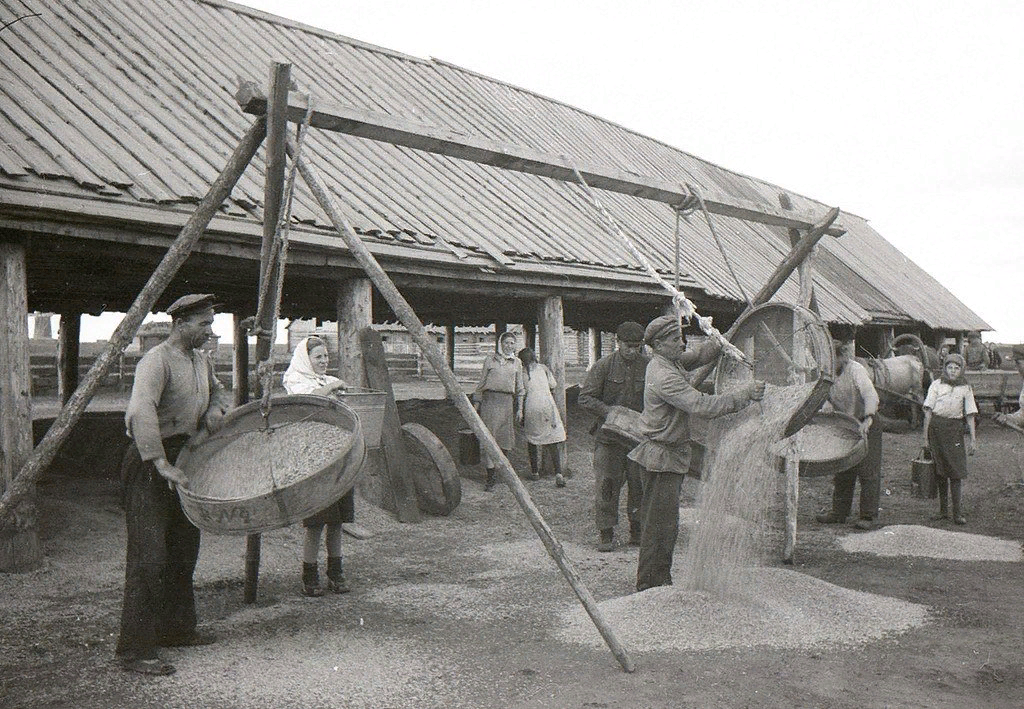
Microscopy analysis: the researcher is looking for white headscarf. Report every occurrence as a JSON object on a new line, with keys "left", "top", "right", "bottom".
{"left": 283, "top": 337, "right": 340, "bottom": 395}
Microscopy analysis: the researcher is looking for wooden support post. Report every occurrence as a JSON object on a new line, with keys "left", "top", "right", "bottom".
{"left": 0, "top": 117, "right": 266, "bottom": 527}
{"left": 445, "top": 321, "right": 456, "bottom": 375}
{"left": 0, "top": 242, "right": 41, "bottom": 571}
{"left": 232, "top": 314, "right": 251, "bottom": 407}
{"left": 291, "top": 143, "right": 635, "bottom": 673}
{"left": 783, "top": 448, "right": 800, "bottom": 564}
{"left": 524, "top": 322, "right": 537, "bottom": 352}
{"left": 539, "top": 297, "right": 567, "bottom": 469}
{"left": 588, "top": 327, "right": 602, "bottom": 369}
{"left": 336, "top": 278, "right": 372, "bottom": 388}
{"left": 244, "top": 61, "right": 292, "bottom": 606}
{"left": 494, "top": 321, "right": 507, "bottom": 349}
{"left": 57, "top": 312, "right": 81, "bottom": 406}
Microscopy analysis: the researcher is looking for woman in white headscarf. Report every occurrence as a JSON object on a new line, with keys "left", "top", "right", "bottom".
{"left": 283, "top": 336, "right": 352, "bottom": 597}
{"left": 472, "top": 330, "right": 525, "bottom": 490}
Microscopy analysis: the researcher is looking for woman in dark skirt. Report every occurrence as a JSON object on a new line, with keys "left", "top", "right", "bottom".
{"left": 921, "top": 353, "right": 979, "bottom": 525}
{"left": 283, "top": 336, "right": 353, "bottom": 596}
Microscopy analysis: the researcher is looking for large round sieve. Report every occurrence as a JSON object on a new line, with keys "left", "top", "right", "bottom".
{"left": 715, "top": 302, "right": 834, "bottom": 437}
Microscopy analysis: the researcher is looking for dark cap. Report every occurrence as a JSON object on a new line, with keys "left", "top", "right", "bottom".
{"left": 644, "top": 315, "right": 680, "bottom": 345}
{"left": 165, "top": 293, "right": 219, "bottom": 319}
{"left": 616, "top": 321, "right": 645, "bottom": 343}
{"left": 1012, "top": 344, "right": 1024, "bottom": 361}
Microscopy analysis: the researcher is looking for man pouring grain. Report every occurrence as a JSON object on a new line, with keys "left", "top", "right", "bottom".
{"left": 628, "top": 314, "right": 765, "bottom": 592}
{"left": 815, "top": 340, "right": 882, "bottom": 530}
{"left": 116, "top": 294, "right": 232, "bottom": 676}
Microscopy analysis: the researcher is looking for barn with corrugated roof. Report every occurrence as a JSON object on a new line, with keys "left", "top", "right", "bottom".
{"left": 0, "top": 0, "right": 990, "bottom": 564}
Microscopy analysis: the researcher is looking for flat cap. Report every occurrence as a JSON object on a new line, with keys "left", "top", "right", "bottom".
{"left": 644, "top": 315, "right": 680, "bottom": 345}
{"left": 616, "top": 321, "right": 645, "bottom": 343}
{"left": 1012, "top": 344, "right": 1024, "bottom": 361}
{"left": 165, "top": 293, "right": 219, "bottom": 318}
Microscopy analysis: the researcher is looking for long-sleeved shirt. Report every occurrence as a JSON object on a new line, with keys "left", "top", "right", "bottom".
{"left": 579, "top": 350, "right": 650, "bottom": 437}
{"left": 627, "top": 353, "right": 752, "bottom": 473}
{"left": 473, "top": 353, "right": 525, "bottom": 398}
{"left": 828, "top": 360, "right": 879, "bottom": 420}
{"left": 125, "top": 341, "right": 228, "bottom": 462}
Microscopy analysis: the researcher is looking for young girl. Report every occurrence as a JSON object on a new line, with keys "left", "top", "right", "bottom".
{"left": 921, "top": 353, "right": 978, "bottom": 525}
{"left": 517, "top": 348, "right": 568, "bottom": 487}
{"left": 283, "top": 336, "right": 353, "bottom": 596}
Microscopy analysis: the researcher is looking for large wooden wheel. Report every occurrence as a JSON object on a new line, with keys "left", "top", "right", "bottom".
{"left": 401, "top": 423, "right": 462, "bottom": 516}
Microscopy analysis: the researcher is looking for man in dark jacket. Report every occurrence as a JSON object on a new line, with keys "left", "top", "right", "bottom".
{"left": 579, "top": 321, "right": 650, "bottom": 551}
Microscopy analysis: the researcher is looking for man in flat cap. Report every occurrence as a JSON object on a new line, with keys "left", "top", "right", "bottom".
{"left": 579, "top": 321, "right": 650, "bottom": 551}
{"left": 995, "top": 345, "right": 1024, "bottom": 485}
{"left": 116, "top": 294, "right": 232, "bottom": 675}
{"left": 628, "top": 314, "right": 764, "bottom": 591}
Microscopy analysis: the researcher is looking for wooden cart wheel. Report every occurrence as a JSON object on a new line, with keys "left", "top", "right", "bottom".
{"left": 401, "top": 423, "right": 462, "bottom": 516}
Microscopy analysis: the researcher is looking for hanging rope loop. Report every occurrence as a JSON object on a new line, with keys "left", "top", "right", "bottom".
{"left": 563, "top": 157, "right": 749, "bottom": 366}
{"left": 254, "top": 94, "right": 317, "bottom": 421}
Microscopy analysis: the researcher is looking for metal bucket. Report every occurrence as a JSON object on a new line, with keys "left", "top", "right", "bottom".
{"left": 911, "top": 447, "right": 937, "bottom": 499}
{"left": 457, "top": 428, "right": 480, "bottom": 465}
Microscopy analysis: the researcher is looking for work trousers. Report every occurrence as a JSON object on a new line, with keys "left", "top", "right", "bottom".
{"left": 593, "top": 438, "right": 644, "bottom": 531}
{"left": 116, "top": 435, "right": 200, "bottom": 660}
{"left": 636, "top": 469, "right": 683, "bottom": 592}
{"left": 831, "top": 421, "right": 884, "bottom": 521}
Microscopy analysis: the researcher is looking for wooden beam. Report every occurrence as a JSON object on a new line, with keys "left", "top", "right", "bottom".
{"left": 236, "top": 83, "right": 846, "bottom": 237}
{"left": 539, "top": 296, "right": 567, "bottom": 470}
{"left": 245, "top": 61, "right": 292, "bottom": 606}
{"left": 689, "top": 206, "right": 841, "bottom": 389}
{"left": 588, "top": 327, "right": 602, "bottom": 369}
{"left": 291, "top": 139, "right": 635, "bottom": 673}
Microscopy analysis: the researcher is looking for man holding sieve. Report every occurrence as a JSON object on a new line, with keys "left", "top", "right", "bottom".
{"left": 628, "top": 314, "right": 765, "bottom": 592}
{"left": 116, "top": 294, "right": 232, "bottom": 676}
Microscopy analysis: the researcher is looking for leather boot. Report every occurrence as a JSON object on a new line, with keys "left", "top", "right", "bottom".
{"left": 485, "top": 468, "right": 496, "bottom": 491}
{"left": 302, "top": 562, "right": 324, "bottom": 597}
{"left": 326, "top": 556, "right": 351, "bottom": 594}
{"left": 597, "top": 528, "right": 614, "bottom": 552}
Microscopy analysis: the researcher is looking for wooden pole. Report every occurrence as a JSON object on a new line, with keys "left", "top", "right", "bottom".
{"left": 236, "top": 84, "right": 845, "bottom": 237}
{"left": 0, "top": 117, "right": 267, "bottom": 526}
{"left": 56, "top": 311, "right": 81, "bottom": 406}
{"left": 689, "top": 207, "right": 840, "bottom": 390}
{"left": 0, "top": 241, "right": 41, "bottom": 571}
{"left": 291, "top": 142, "right": 635, "bottom": 673}
{"left": 232, "top": 314, "right": 251, "bottom": 407}
{"left": 244, "top": 61, "right": 292, "bottom": 605}
{"left": 445, "top": 320, "right": 456, "bottom": 374}
{"left": 588, "top": 327, "right": 602, "bottom": 369}
{"left": 538, "top": 296, "right": 567, "bottom": 469}
{"left": 782, "top": 449, "right": 800, "bottom": 564}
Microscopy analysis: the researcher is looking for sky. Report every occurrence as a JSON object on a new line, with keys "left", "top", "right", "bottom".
{"left": 73, "top": 0, "right": 1023, "bottom": 344}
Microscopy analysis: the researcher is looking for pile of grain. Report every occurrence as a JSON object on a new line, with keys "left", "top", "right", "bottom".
{"left": 679, "top": 382, "right": 814, "bottom": 594}
{"left": 187, "top": 421, "right": 351, "bottom": 500}
{"left": 838, "top": 524, "right": 1023, "bottom": 561}
{"left": 557, "top": 567, "right": 929, "bottom": 652}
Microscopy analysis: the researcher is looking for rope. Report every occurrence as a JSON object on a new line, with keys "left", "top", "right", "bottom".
{"left": 254, "top": 96, "right": 317, "bottom": 418}
{"left": 687, "top": 183, "right": 752, "bottom": 307}
{"left": 563, "top": 159, "right": 748, "bottom": 365}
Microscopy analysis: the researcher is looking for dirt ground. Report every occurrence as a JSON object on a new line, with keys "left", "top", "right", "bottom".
{"left": 2, "top": 388, "right": 1024, "bottom": 709}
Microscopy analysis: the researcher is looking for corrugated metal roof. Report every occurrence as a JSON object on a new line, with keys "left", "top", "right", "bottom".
{"left": 0, "top": 0, "right": 989, "bottom": 331}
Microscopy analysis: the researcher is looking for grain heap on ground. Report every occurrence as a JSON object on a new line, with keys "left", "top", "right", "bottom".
{"left": 838, "top": 524, "right": 1023, "bottom": 561}
{"left": 557, "top": 568, "right": 929, "bottom": 652}
{"left": 187, "top": 421, "right": 351, "bottom": 500}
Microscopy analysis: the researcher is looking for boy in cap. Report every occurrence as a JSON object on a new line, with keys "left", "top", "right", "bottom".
{"left": 579, "top": 321, "right": 650, "bottom": 551}
{"left": 116, "top": 294, "right": 232, "bottom": 675}
{"left": 628, "top": 314, "right": 764, "bottom": 591}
